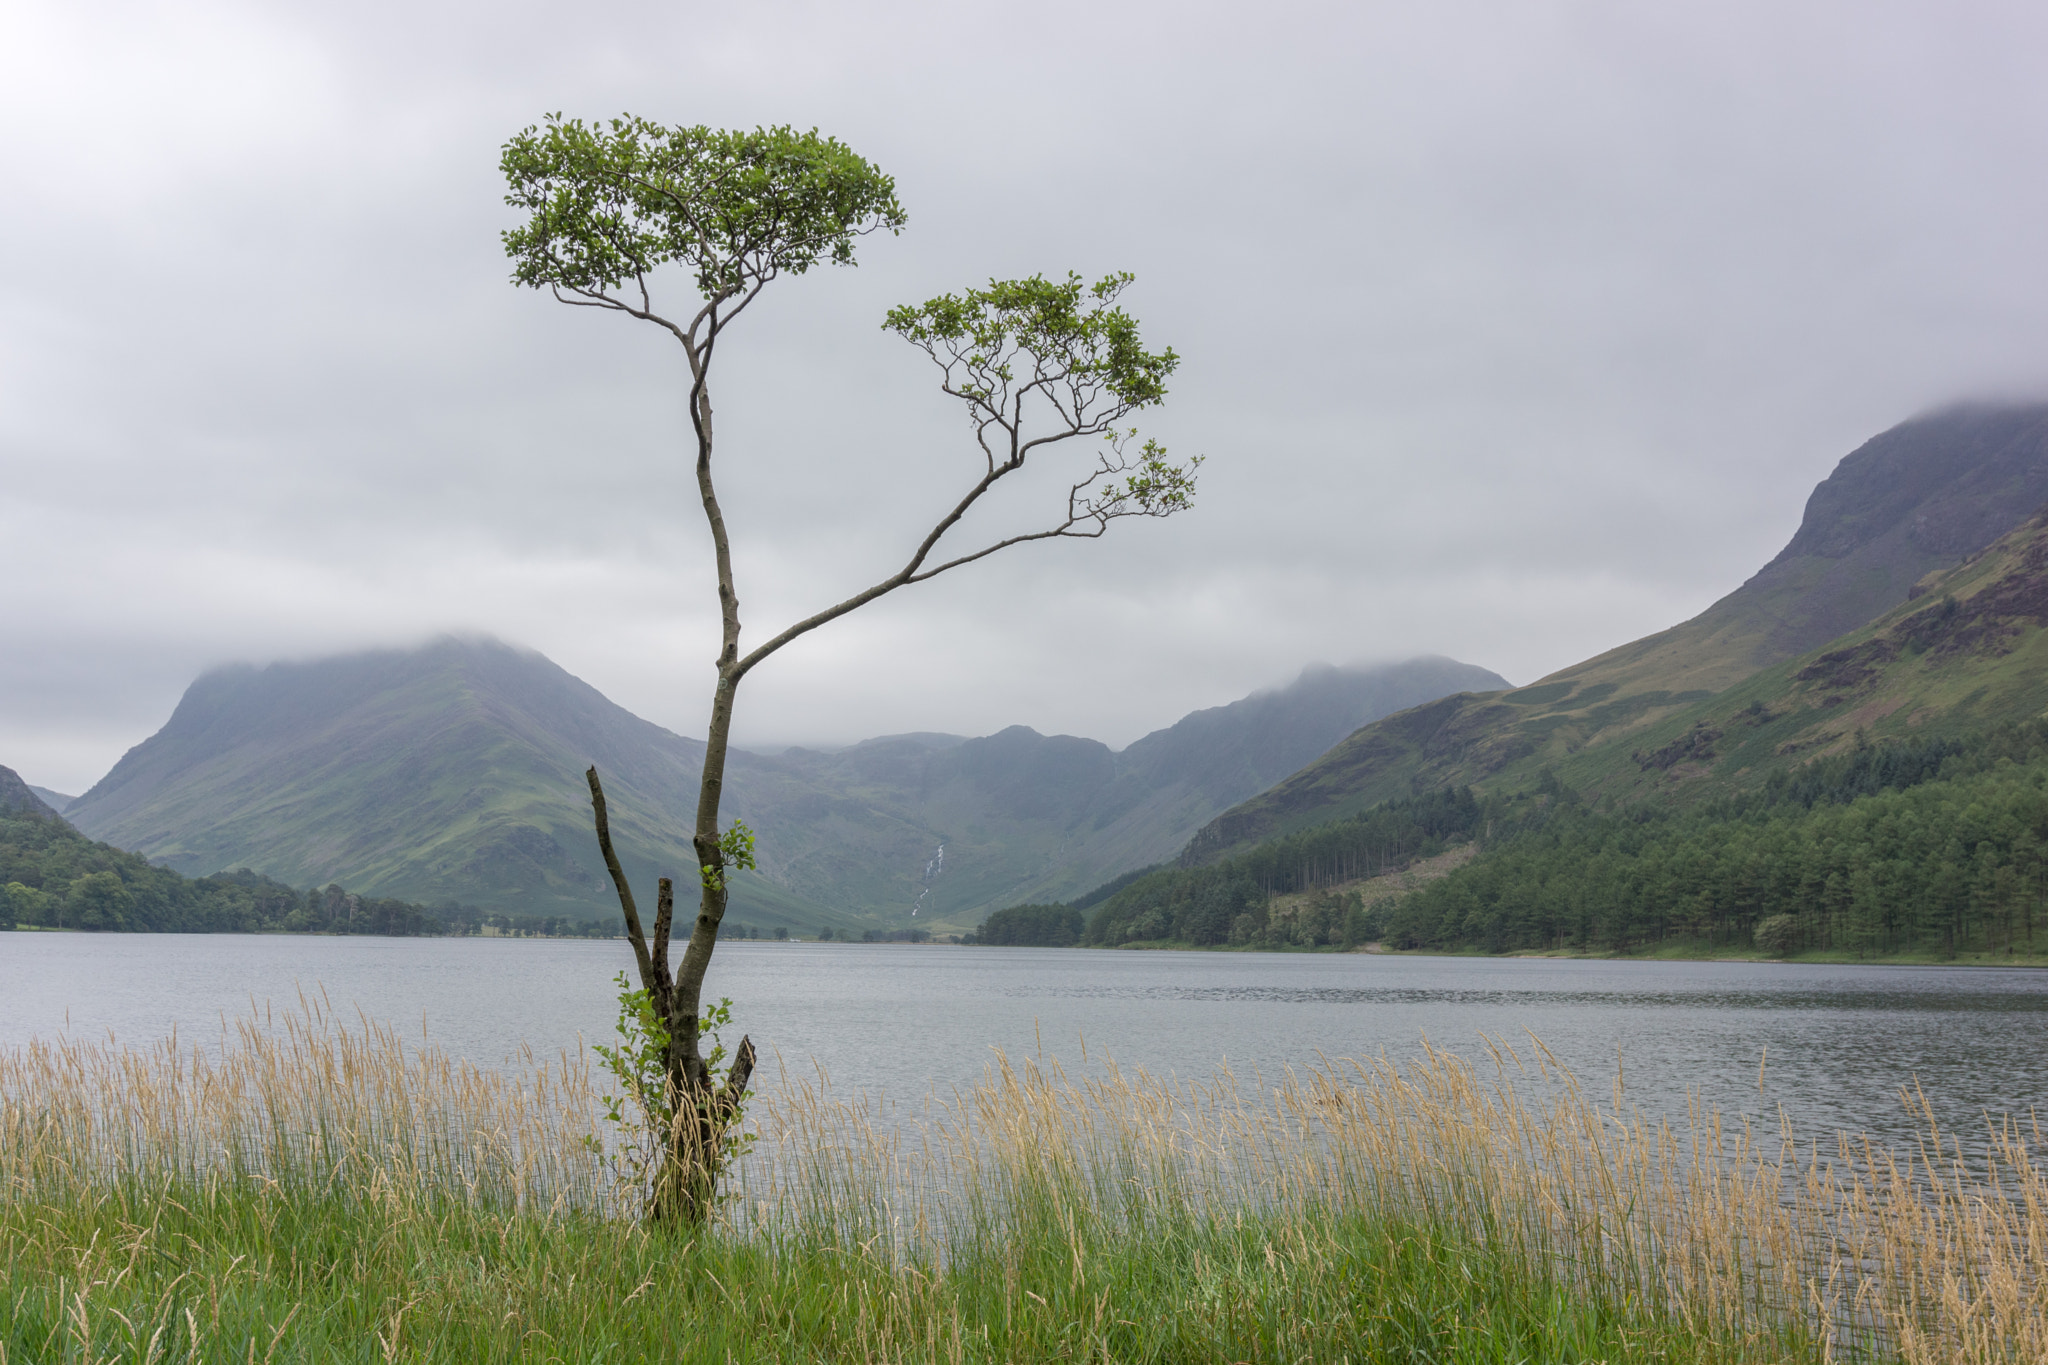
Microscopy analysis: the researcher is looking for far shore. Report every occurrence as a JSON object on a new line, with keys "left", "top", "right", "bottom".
{"left": 12, "top": 923, "right": 2047, "bottom": 967}
{"left": 1088, "top": 937, "right": 2048, "bottom": 968}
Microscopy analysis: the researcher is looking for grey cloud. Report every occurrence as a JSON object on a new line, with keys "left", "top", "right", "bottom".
{"left": 4, "top": 0, "right": 2048, "bottom": 791}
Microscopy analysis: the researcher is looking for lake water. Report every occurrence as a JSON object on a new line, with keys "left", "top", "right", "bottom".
{"left": 3, "top": 934, "right": 2045, "bottom": 1149}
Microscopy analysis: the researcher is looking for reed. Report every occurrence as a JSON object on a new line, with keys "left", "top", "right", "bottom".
{"left": 3, "top": 1000, "right": 2040, "bottom": 1362}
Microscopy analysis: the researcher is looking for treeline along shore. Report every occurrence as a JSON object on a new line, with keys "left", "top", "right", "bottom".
{"left": 978, "top": 722, "right": 2048, "bottom": 963}
{"left": 0, "top": 802, "right": 604, "bottom": 938}
{"left": 0, "top": 796, "right": 823, "bottom": 941}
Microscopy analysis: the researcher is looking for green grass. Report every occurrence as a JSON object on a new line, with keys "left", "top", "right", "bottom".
{"left": 19, "top": 1002, "right": 2039, "bottom": 1363}
{"left": 1, "top": 1180, "right": 1778, "bottom": 1364}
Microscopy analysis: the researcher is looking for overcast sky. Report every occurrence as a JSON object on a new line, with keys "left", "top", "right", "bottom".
{"left": 5, "top": 0, "right": 2048, "bottom": 794}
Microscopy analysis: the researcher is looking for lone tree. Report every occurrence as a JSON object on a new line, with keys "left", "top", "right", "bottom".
{"left": 501, "top": 114, "right": 1200, "bottom": 1219}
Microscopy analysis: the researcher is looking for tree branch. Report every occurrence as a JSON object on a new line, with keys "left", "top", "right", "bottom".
{"left": 715, "top": 1035, "right": 756, "bottom": 1119}
{"left": 550, "top": 285, "right": 630, "bottom": 312}
{"left": 650, "top": 876, "right": 675, "bottom": 1004}
{"left": 587, "top": 766, "right": 656, "bottom": 995}
{"left": 730, "top": 437, "right": 1171, "bottom": 681}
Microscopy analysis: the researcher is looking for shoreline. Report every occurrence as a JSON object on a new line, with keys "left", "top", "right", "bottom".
{"left": 1088, "top": 938, "right": 2048, "bottom": 967}
{"left": 14, "top": 923, "right": 2046, "bottom": 968}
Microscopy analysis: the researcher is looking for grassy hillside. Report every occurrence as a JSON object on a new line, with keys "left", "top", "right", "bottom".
{"left": 1535, "top": 501, "right": 2048, "bottom": 805}
{"left": 1086, "top": 718, "right": 2048, "bottom": 962}
{"left": 1190, "top": 402, "right": 2048, "bottom": 858}
{"left": 1084, "top": 788, "right": 1482, "bottom": 948}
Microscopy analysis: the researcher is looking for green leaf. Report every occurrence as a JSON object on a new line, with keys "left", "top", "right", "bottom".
{"left": 501, "top": 115, "right": 905, "bottom": 302}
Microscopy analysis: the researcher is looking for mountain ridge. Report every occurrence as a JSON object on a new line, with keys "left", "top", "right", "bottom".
{"left": 1185, "top": 402, "right": 2048, "bottom": 859}
{"left": 0, "top": 765, "right": 63, "bottom": 820}
{"left": 65, "top": 640, "right": 852, "bottom": 929}
{"left": 64, "top": 644, "right": 1503, "bottom": 928}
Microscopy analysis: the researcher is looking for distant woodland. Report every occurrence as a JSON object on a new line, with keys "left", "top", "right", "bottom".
{"left": 1375, "top": 726, "right": 2048, "bottom": 959}
{"left": 0, "top": 807, "right": 606, "bottom": 938}
{"left": 1029, "top": 724, "right": 2048, "bottom": 960}
{"left": 1080, "top": 787, "right": 1483, "bottom": 949}
{"left": 969, "top": 903, "right": 1085, "bottom": 946}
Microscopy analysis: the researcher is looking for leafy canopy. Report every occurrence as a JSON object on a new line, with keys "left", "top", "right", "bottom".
{"left": 886, "top": 273, "right": 1197, "bottom": 524}
{"left": 500, "top": 115, "right": 906, "bottom": 307}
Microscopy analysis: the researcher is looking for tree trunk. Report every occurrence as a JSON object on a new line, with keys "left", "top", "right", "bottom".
{"left": 583, "top": 334, "right": 765, "bottom": 1223}
{"left": 587, "top": 763, "right": 755, "bottom": 1223}
{"left": 670, "top": 669, "right": 737, "bottom": 1093}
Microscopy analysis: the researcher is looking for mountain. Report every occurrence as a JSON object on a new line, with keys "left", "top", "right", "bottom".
{"left": 1265, "top": 512, "right": 2048, "bottom": 960}
{"left": 27, "top": 786, "right": 74, "bottom": 813}
{"left": 770, "top": 656, "right": 1509, "bottom": 911}
{"left": 63, "top": 639, "right": 857, "bottom": 931}
{"left": 0, "top": 765, "right": 62, "bottom": 819}
{"left": 1188, "top": 402, "right": 2048, "bottom": 857}
{"left": 1584, "top": 500, "right": 2048, "bottom": 795}
{"left": 1120, "top": 658, "right": 1510, "bottom": 805}
{"left": 1560, "top": 401, "right": 2048, "bottom": 695}
{"left": 64, "top": 641, "right": 1502, "bottom": 930}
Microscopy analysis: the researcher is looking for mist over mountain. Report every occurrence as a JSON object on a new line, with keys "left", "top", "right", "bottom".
{"left": 1120, "top": 658, "right": 1511, "bottom": 804}
{"left": 1560, "top": 401, "right": 2048, "bottom": 697}
{"left": 43, "top": 401, "right": 2048, "bottom": 929}
{"left": 61, "top": 639, "right": 836, "bottom": 924}
{"left": 62, "top": 643, "right": 1501, "bottom": 929}
{"left": 1088, "top": 499, "right": 2048, "bottom": 957}
{"left": 772, "top": 656, "right": 1509, "bottom": 909}
{"left": 1751, "top": 403, "right": 2048, "bottom": 654}
{"left": 1188, "top": 402, "right": 2048, "bottom": 857}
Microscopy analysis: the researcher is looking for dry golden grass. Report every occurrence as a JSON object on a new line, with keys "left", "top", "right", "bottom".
{"left": 2, "top": 998, "right": 2043, "bottom": 1362}
{"left": 745, "top": 1035, "right": 2048, "bottom": 1363}
{"left": 0, "top": 990, "right": 606, "bottom": 1215}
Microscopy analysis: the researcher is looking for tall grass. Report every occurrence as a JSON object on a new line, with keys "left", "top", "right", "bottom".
{"left": 3, "top": 1000, "right": 2041, "bottom": 1363}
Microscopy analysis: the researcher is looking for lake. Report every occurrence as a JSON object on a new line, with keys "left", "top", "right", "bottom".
{"left": 3, "top": 934, "right": 2044, "bottom": 1149}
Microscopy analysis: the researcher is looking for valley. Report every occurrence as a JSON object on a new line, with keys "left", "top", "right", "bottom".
{"left": 31, "top": 645, "right": 1503, "bottom": 936}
